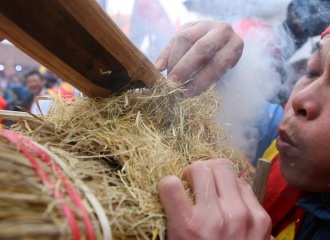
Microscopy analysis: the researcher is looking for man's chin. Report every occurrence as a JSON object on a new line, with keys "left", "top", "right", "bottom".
{"left": 280, "top": 162, "right": 314, "bottom": 191}
{"left": 279, "top": 157, "right": 303, "bottom": 188}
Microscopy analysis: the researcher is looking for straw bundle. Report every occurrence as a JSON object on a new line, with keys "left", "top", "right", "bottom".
{"left": 5, "top": 79, "right": 253, "bottom": 239}
{"left": 0, "top": 129, "right": 108, "bottom": 239}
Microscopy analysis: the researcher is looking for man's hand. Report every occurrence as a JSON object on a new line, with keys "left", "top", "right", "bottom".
{"left": 157, "top": 159, "right": 273, "bottom": 240}
{"left": 155, "top": 21, "right": 243, "bottom": 96}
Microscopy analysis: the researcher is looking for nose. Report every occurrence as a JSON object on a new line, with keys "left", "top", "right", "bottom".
{"left": 291, "top": 82, "right": 321, "bottom": 120}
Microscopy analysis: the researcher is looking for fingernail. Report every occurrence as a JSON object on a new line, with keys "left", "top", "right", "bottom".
{"left": 154, "top": 58, "right": 165, "bottom": 70}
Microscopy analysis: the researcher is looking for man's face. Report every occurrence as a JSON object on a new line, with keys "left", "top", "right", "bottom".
{"left": 277, "top": 35, "right": 330, "bottom": 192}
{"left": 25, "top": 73, "right": 44, "bottom": 95}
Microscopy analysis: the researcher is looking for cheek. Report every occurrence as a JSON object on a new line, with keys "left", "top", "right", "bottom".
{"left": 298, "top": 125, "right": 330, "bottom": 190}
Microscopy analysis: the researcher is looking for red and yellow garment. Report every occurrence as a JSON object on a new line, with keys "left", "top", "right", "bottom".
{"left": 262, "top": 140, "right": 306, "bottom": 240}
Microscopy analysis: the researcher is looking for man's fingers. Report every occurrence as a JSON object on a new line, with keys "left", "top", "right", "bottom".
{"left": 157, "top": 176, "right": 192, "bottom": 221}
{"left": 166, "top": 21, "right": 220, "bottom": 75}
{"left": 183, "top": 161, "right": 219, "bottom": 206}
{"left": 237, "top": 178, "right": 261, "bottom": 208}
{"left": 167, "top": 22, "right": 234, "bottom": 84}
{"left": 183, "top": 34, "right": 243, "bottom": 96}
{"left": 154, "top": 37, "right": 174, "bottom": 71}
{"left": 207, "top": 159, "right": 243, "bottom": 202}
{"left": 154, "top": 22, "right": 196, "bottom": 71}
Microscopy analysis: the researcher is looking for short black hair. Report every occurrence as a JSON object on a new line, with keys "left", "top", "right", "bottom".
{"left": 24, "top": 68, "right": 42, "bottom": 79}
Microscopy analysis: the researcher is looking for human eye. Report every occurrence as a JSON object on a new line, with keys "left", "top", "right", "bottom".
{"left": 305, "top": 71, "right": 320, "bottom": 78}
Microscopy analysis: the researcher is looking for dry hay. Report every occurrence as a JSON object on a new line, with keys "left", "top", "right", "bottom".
{"left": 5, "top": 79, "right": 253, "bottom": 239}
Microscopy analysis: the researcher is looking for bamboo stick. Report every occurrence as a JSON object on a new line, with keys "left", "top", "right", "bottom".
{"left": 252, "top": 158, "right": 272, "bottom": 204}
{"left": 0, "top": 110, "right": 33, "bottom": 121}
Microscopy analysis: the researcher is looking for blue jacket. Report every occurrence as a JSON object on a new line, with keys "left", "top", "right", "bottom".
{"left": 296, "top": 193, "right": 330, "bottom": 240}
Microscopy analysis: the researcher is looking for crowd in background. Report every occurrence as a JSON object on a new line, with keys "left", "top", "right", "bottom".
{"left": 0, "top": 67, "right": 80, "bottom": 127}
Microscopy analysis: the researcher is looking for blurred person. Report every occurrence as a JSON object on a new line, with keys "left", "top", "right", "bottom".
{"left": 4, "top": 74, "right": 29, "bottom": 111}
{"left": 156, "top": 21, "right": 330, "bottom": 239}
{"left": 43, "top": 70, "right": 60, "bottom": 89}
{"left": 3, "top": 74, "right": 30, "bottom": 126}
{"left": 48, "top": 81, "right": 75, "bottom": 100}
{"left": 0, "top": 76, "right": 8, "bottom": 91}
{"left": 23, "top": 69, "right": 53, "bottom": 114}
{"left": 43, "top": 69, "right": 75, "bottom": 99}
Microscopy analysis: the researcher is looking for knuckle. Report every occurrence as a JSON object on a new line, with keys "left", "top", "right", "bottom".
{"left": 255, "top": 209, "right": 272, "bottom": 226}
{"left": 195, "top": 39, "right": 217, "bottom": 58}
{"left": 177, "top": 216, "right": 208, "bottom": 238}
{"left": 176, "top": 29, "right": 194, "bottom": 45}
{"left": 230, "top": 207, "right": 251, "bottom": 222}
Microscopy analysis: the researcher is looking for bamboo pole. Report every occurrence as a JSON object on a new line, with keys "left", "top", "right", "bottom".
{"left": 252, "top": 158, "right": 272, "bottom": 204}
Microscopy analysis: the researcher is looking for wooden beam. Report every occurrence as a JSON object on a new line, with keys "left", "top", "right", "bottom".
{"left": 59, "top": 0, "right": 162, "bottom": 86}
{"left": 0, "top": 0, "right": 162, "bottom": 97}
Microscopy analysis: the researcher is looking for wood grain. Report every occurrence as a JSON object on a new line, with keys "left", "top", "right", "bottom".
{"left": 0, "top": 0, "right": 162, "bottom": 97}
{"left": 252, "top": 158, "right": 272, "bottom": 204}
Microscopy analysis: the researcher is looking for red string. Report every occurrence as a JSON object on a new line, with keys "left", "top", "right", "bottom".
{"left": 27, "top": 139, "right": 95, "bottom": 240}
{"left": 1, "top": 129, "right": 95, "bottom": 240}
{"left": 237, "top": 164, "right": 251, "bottom": 178}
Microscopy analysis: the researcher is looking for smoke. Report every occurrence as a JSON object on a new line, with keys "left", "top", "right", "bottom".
{"left": 123, "top": 0, "right": 330, "bottom": 164}
{"left": 184, "top": 0, "right": 290, "bottom": 22}
{"left": 215, "top": 16, "right": 295, "bottom": 164}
